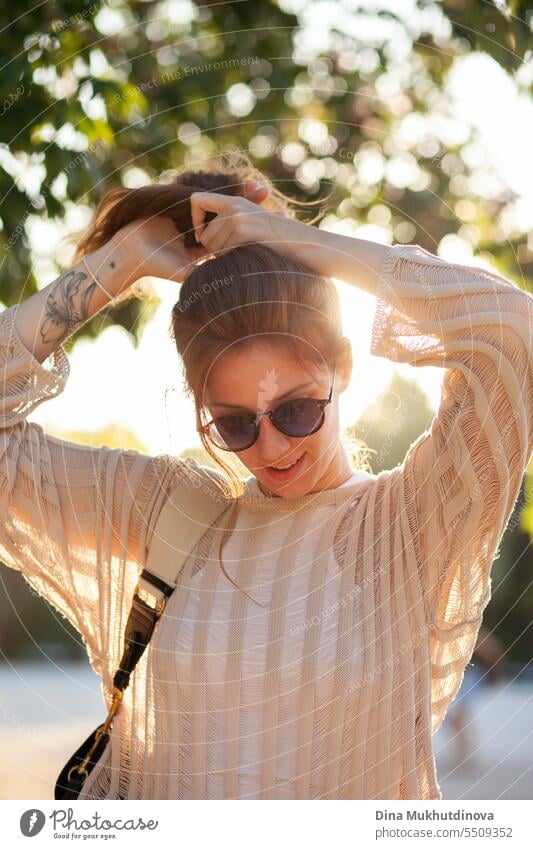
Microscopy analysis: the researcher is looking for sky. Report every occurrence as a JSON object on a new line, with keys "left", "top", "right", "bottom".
{"left": 24, "top": 26, "right": 533, "bottom": 460}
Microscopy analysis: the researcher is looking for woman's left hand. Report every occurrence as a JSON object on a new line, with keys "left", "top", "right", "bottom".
{"left": 190, "top": 190, "right": 310, "bottom": 260}
{"left": 190, "top": 188, "right": 389, "bottom": 297}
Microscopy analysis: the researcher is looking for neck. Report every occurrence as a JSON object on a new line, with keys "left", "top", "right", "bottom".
{"left": 311, "top": 444, "right": 355, "bottom": 492}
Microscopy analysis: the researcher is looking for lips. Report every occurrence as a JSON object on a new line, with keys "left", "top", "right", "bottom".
{"left": 273, "top": 457, "right": 301, "bottom": 470}
{"left": 264, "top": 452, "right": 307, "bottom": 481}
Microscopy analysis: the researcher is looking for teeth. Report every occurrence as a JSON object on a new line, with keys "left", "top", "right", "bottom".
{"left": 272, "top": 456, "right": 302, "bottom": 470}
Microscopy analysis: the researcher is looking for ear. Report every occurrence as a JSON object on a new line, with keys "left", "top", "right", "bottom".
{"left": 335, "top": 338, "right": 353, "bottom": 394}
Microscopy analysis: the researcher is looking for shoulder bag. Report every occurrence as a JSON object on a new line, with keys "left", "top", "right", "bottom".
{"left": 54, "top": 478, "right": 228, "bottom": 800}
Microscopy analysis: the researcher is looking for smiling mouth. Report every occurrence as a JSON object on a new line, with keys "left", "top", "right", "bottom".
{"left": 271, "top": 457, "right": 302, "bottom": 470}
{"left": 264, "top": 453, "right": 307, "bottom": 476}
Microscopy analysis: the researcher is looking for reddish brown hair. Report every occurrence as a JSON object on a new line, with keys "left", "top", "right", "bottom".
{"left": 73, "top": 150, "right": 310, "bottom": 262}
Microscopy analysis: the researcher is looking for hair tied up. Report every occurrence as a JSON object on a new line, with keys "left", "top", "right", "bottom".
{"left": 71, "top": 149, "right": 322, "bottom": 262}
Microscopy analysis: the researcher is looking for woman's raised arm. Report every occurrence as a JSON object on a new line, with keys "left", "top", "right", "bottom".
{"left": 13, "top": 218, "right": 181, "bottom": 364}
{"left": 188, "top": 189, "right": 390, "bottom": 296}
{"left": 0, "top": 221, "right": 201, "bottom": 678}
{"left": 368, "top": 242, "right": 533, "bottom": 732}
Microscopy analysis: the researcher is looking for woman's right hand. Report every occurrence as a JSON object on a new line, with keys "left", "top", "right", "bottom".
{"left": 110, "top": 215, "right": 209, "bottom": 284}
{"left": 110, "top": 181, "right": 272, "bottom": 285}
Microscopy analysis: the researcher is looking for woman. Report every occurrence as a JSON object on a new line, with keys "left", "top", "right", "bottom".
{"left": 1, "top": 151, "right": 531, "bottom": 800}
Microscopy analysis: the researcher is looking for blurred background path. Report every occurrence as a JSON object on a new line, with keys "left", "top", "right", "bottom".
{"left": 1, "top": 661, "right": 531, "bottom": 800}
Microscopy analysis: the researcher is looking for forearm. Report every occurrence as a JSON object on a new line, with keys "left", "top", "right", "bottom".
{"left": 286, "top": 226, "right": 389, "bottom": 296}
{"left": 13, "top": 237, "right": 139, "bottom": 364}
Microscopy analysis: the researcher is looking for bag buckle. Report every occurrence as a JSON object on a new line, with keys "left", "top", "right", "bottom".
{"left": 66, "top": 687, "right": 124, "bottom": 782}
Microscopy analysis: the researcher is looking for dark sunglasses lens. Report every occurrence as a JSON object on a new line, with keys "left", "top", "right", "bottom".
{"left": 273, "top": 398, "right": 324, "bottom": 437}
{"left": 211, "top": 415, "right": 257, "bottom": 450}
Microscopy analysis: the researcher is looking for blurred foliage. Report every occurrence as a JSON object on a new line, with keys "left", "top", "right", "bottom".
{"left": 440, "top": 0, "right": 532, "bottom": 65}
{"left": 0, "top": 566, "right": 86, "bottom": 662}
{"left": 483, "top": 476, "right": 533, "bottom": 666}
{"left": 348, "top": 372, "right": 435, "bottom": 474}
{"left": 46, "top": 422, "right": 151, "bottom": 451}
{"left": 522, "top": 471, "right": 533, "bottom": 536}
{"left": 0, "top": 0, "right": 531, "bottom": 336}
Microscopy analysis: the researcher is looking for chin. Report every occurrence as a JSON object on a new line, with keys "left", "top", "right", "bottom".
{"left": 259, "top": 469, "right": 314, "bottom": 497}
{"left": 253, "top": 451, "right": 322, "bottom": 496}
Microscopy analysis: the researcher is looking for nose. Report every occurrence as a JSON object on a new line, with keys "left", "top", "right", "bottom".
{"left": 255, "top": 414, "right": 292, "bottom": 461}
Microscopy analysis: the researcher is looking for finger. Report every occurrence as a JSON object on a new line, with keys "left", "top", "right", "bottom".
{"left": 190, "top": 191, "right": 228, "bottom": 241}
{"left": 198, "top": 215, "right": 231, "bottom": 252}
{"left": 209, "top": 220, "right": 239, "bottom": 254}
{"left": 242, "top": 181, "right": 270, "bottom": 204}
{"left": 197, "top": 201, "right": 245, "bottom": 248}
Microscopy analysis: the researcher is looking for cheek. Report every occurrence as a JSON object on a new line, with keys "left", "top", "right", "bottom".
{"left": 234, "top": 445, "right": 263, "bottom": 471}
{"left": 308, "top": 408, "right": 340, "bottom": 458}
{"left": 308, "top": 422, "right": 333, "bottom": 454}
{"left": 236, "top": 409, "right": 339, "bottom": 471}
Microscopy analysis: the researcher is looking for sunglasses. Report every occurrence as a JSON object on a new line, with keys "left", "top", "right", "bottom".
{"left": 199, "top": 363, "right": 336, "bottom": 452}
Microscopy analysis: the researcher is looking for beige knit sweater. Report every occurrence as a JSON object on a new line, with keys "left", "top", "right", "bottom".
{"left": 0, "top": 243, "right": 531, "bottom": 800}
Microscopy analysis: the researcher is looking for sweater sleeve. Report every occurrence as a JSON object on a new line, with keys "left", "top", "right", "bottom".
{"left": 0, "top": 303, "right": 187, "bottom": 676}
{"left": 369, "top": 243, "right": 533, "bottom": 731}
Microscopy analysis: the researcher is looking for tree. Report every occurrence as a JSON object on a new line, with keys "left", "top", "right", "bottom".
{"left": 1, "top": 0, "right": 531, "bottom": 344}
{"left": 348, "top": 372, "right": 435, "bottom": 474}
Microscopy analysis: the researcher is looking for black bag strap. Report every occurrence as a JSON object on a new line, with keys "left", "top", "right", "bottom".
{"left": 61, "top": 476, "right": 228, "bottom": 793}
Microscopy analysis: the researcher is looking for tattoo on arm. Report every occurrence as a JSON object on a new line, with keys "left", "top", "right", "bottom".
{"left": 40, "top": 268, "right": 97, "bottom": 347}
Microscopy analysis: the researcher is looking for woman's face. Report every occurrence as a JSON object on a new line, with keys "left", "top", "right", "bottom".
{"left": 202, "top": 344, "right": 353, "bottom": 497}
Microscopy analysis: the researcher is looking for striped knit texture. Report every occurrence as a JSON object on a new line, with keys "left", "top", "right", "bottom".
{"left": 0, "top": 243, "right": 531, "bottom": 799}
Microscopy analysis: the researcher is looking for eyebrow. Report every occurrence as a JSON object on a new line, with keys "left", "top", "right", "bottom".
{"left": 209, "top": 380, "right": 317, "bottom": 411}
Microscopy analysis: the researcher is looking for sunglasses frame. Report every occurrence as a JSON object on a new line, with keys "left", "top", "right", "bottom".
{"left": 199, "top": 362, "right": 337, "bottom": 453}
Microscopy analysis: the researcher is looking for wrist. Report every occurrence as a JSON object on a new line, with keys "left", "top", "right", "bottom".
{"left": 279, "top": 222, "right": 335, "bottom": 277}
{"left": 90, "top": 235, "right": 141, "bottom": 297}
{"left": 271, "top": 218, "right": 324, "bottom": 268}
{"left": 296, "top": 229, "right": 388, "bottom": 296}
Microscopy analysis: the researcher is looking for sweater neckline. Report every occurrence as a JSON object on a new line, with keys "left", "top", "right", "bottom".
{"left": 235, "top": 469, "right": 375, "bottom": 511}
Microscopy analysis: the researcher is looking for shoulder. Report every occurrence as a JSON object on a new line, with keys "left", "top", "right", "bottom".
{"left": 132, "top": 451, "right": 230, "bottom": 496}
{"left": 166, "top": 453, "right": 232, "bottom": 500}
{"left": 140, "top": 453, "right": 232, "bottom": 554}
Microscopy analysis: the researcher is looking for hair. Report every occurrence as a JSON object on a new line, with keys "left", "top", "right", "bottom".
{"left": 73, "top": 149, "right": 369, "bottom": 604}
